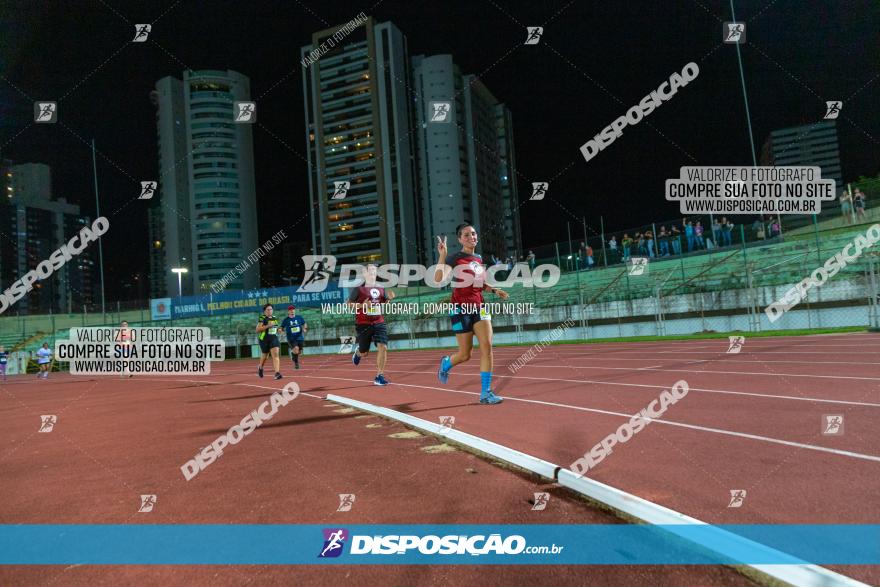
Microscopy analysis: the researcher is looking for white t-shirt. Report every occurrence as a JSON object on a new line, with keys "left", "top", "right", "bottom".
{"left": 37, "top": 348, "right": 51, "bottom": 364}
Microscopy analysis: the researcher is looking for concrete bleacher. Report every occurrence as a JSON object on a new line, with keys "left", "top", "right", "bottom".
{"left": 3, "top": 219, "right": 876, "bottom": 351}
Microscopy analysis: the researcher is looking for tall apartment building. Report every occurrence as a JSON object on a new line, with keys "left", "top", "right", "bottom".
{"left": 0, "top": 162, "right": 96, "bottom": 314}
{"left": 763, "top": 121, "right": 843, "bottom": 189}
{"left": 412, "top": 54, "right": 521, "bottom": 262}
{"left": 149, "top": 69, "right": 259, "bottom": 297}
{"left": 301, "top": 18, "right": 420, "bottom": 266}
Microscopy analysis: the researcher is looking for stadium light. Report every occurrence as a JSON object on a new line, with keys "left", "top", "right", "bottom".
{"left": 171, "top": 267, "right": 188, "bottom": 298}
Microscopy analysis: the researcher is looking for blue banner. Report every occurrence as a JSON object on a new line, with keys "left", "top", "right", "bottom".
{"left": 149, "top": 285, "right": 345, "bottom": 320}
{"left": 0, "top": 525, "right": 877, "bottom": 565}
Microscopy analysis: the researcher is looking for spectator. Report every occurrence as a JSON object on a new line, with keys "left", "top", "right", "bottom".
{"left": 684, "top": 220, "right": 695, "bottom": 252}
{"left": 840, "top": 190, "right": 853, "bottom": 223}
{"left": 722, "top": 217, "right": 734, "bottom": 246}
{"left": 658, "top": 226, "right": 670, "bottom": 256}
{"left": 770, "top": 219, "right": 781, "bottom": 238}
{"left": 694, "top": 221, "right": 705, "bottom": 249}
{"left": 671, "top": 225, "right": 682, "bottom": 255}
{"left": 645, "top": 229, "right": 655, "bottom": 258}
{"left": 586, "top": 245, "right": 594, "bottom": 269}
{"left": 636, "top": 232, "right": 646, "bottom": 256}
{"left": 608, "top": 236, "right": 618, "bottom": 263}
{"left": 752, "top": 218, "right": 765, "bottom": 240}
{"left": 526, "top": 250, "right": 536, "bottom": 271}
{"left": 712, "top": 218, "right": 722, "bottom": 247}
{"left": 622, "top": 233, "right": 632, "bottom": 261}
{"left": 578, "top": 241, "right": 588, "bottom": 270}
{"left": 854, "top": 189, "right": 867, "bottom": 220}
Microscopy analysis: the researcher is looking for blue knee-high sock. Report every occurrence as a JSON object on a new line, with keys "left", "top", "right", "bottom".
{"left": 480, "top": 371, "right": 492, "bottom": 395}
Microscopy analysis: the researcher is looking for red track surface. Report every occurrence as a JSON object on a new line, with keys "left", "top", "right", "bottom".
{"left": 2, "top": 332, "right": 878, "bottom": 585}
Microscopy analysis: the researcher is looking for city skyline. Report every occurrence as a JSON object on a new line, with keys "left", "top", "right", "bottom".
{"left": 1, "top": 1, "right": 878, "bottom": 302}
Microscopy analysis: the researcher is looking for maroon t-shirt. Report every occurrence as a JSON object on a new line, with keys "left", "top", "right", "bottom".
{"left": 447, "top": 251, "right": 486, "bottom": 305}
{"left": 347, "top": 285, "right": 387, "bottom": 325}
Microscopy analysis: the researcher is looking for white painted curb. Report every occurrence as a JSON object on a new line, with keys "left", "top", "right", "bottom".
{"left": 326, "top": 394, "right": 558, "bottom": 480}
{"left": 327, "top": 394, "right": 868, "bottom": 587}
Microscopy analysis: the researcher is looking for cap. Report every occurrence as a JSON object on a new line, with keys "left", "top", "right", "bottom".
{"left": 288, "top": 305, "right": 296, "bottom": 310}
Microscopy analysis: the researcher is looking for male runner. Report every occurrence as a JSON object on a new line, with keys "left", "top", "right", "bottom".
{"left": 36, "top": 343, "right": 52, "bottom": 379}
{"left": 280, "top": 305, "right": 308, "bottom": 369}
{"left": 348, "top": 264, "right": 395, "bottom": 386}
{"left": 0, "top": 345, "right": 8, "bottom": 381}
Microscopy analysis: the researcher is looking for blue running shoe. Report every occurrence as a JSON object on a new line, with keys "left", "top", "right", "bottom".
{"left": 479, "top": 391, "right": 503, "bottom": 405}
{"left": 352, "top": 351, "right": 361, "bottom": 366}
{"left": 374, "top": 374, "right": 389, "bottom": 386}
{"left": 438, "top": 355, "right": 451, "bottom": 384}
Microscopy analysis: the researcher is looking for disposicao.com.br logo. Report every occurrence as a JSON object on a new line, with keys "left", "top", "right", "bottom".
{"left": 298, "top": 256, "right": 561, "bottom": 292}
{"left": 318, "top": 529, "right": 563, "bottom": 557}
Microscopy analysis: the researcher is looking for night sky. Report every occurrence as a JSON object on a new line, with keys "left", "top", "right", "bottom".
{"left": 1, "top": 0, "right": 878, "bottom": 300}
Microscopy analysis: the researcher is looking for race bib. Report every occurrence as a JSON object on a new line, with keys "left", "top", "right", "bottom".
{"left": 268, "top": 327, "right": 278, "bottom": 335}
{"left": 479, "top": 307, "right": 492, "bottom": 321}
{"left": 364, "top": 304, "right": 382, "bottom": 316}
{"left": 291, "top": 326, "right": 300, "bottom": 333}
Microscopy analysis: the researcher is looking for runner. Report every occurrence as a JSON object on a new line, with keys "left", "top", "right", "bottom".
{"left": 36, "top": 343, "right": 52, "bottom": 379}
{"left": 281, "top": 305, "right": 308, "bottom": 370}
{"left": 0, "top": 345, "right": 8, "bottom": 382}
{"left": 349, "top": 264, "right": 395, "bottom": 386}
{"left": 116, "top": 320, "right": 134, "bottom": 378}
{"left": 435, "top": 223, "right": 509, "bottom": 404}
{"left": 256, "top": 304, "right": 283, "bottom": 380}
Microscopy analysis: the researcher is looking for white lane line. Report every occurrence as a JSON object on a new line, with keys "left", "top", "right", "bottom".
{"left": 383, "top": 357, "right": 880, "bottom": 381}
{"left": 313, "top": 366, "right": 880, "bottom": 407}
{"left": 292, "top": 374, "right": 880, "bottom": 463}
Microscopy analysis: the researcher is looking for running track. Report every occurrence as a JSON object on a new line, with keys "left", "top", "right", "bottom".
{"left": 1, "top": 332, "right": 877, "bottom": 585}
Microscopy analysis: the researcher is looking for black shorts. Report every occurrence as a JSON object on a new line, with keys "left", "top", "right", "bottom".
{"left": 259, "top": 335, "right": 280, "bottom": 354}
{"left": 288, "top": 338, "right": 305, "bottom": 351}
{"left": 355, "top": 323, "right": 388, "bottom": 353}
{"left": 450, "top": 308, "right": 489, "bottom": 334}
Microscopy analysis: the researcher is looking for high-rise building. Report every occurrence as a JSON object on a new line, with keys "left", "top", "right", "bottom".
{"left": 0, "top": 162, "right": 96, "bottom": 314}
{"left": 412, "top": 54, "right": 521, "bottom": 262}
{"left": 764, "top": 121, "right": 843, "bottom": 190}
{"left": 149, "top": 69, "right": 259, "bottom": 298}
{"left": 301, "top": 18, "right": 420, "bottom": 266}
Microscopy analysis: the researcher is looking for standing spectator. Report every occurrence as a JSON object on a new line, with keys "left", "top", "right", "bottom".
{"left": 578, "top": 241, "right": 588, "bottom": 270}
{"left": 840, "top": 189, "right": 853, "bottom": 223}
{"left": 770, "top": 219, "right": 781, "bottom": 238}
{"left": 645, "top": 229, "right": 655, "bottom": 258}
{"left": 526, "top": 250, "right": 536, "bottom": 271}
{"left": 608, "top": 236, "right": 618, "bottom": 263}
{"left": 752, "top": 218, "right": 765, "bottom": 240}
{"left": 854, "top": 189, "right": 867, "bottom": 220}
{"left": 658, "top": 226, "right": 670, "bottom": 256}
{"left": 684, "top": 220, "right": 695, "bottom": 252}
{"left": 622, "top": 233, "right": 632, "bottom": 261}
{"left": 586, "top": 244, "right": 594, "bottom": 269}
{"left": 712, "top": 218, "right": 722, "bottom": 247}
{"left": 671, "top": 225, "right": 682, "bottom": 255}
{"left": 722, "top": 217, "right": 734, "bottom": 246}
{"left": 636, "top": 232, "right": 646, "bottom": 256}
{"left": 694, "top": 221, "right": 705, "bottom": 249}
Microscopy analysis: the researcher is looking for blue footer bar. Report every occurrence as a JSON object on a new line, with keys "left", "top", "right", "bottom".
{"left": 0, "top": 524, "right": 877, "bottom": 564}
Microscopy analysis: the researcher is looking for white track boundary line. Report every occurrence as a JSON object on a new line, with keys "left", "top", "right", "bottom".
{"left": 308, "top": 367, "right": 880, "bottom": 408}
{"left": 326, "top": 394, "right": 868, "bottom": 587}
{"left": 305, "top": 375, "right": 880, "bottom": 463}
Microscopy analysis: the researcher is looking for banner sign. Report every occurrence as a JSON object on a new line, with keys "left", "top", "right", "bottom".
{"left": 149, "top": 285, "right": 344, "bottom": 321}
